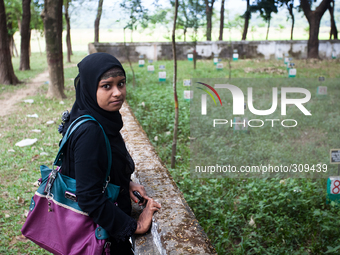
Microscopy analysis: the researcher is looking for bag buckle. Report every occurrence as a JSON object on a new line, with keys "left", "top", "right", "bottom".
{"left": 44, "top": 168, "right": 58, "bottom": 196}
{"left": 102, "top": 176, "right": 110, "bottom": 193}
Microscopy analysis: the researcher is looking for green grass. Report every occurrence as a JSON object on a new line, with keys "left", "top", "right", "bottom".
{"left": 1, "top": 55, "right": 340, "bottom": 254}
{"left": 125, "top": 58, "right": 340, "bottom": 254}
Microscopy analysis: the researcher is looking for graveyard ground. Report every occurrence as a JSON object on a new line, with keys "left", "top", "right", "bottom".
{"left": 0, "top": 53, "right": 340, "bottom": 254}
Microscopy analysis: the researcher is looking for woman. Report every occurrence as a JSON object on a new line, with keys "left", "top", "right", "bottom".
{"left": 60, "top": 52, "right": 161, "bottom": 254}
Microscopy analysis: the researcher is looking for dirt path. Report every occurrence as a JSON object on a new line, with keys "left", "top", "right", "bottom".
{"left": 0, "top": 64, "right": 76, "bottom": 117}
{"left": 0, "top": 70, "right": 50, "bottom": 117}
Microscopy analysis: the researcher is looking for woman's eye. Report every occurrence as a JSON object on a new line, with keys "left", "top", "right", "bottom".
{"left": 118, "top": 82, "right": 125, "bottom": 87}
{"left": 102, "top": 84, "right": 110, "bottom": 89}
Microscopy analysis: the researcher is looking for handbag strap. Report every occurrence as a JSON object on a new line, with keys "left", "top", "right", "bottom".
{"left": 53, "top": 115, "right": 112, "bottom": 184}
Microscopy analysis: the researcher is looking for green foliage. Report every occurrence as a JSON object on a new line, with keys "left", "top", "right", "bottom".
{"left": 126, "top": 58, "right": 340, "bottom": 254}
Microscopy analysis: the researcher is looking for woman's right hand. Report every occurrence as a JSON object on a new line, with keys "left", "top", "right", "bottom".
{"left": 134, "top": 196, "right": 161, "bottom": 234}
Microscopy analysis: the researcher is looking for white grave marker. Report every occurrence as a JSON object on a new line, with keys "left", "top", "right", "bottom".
{"left": 317, "top": 86, "right": 327, "bottom": 95}
{"left": 183, "top": 90, "right": 193, "bottom": 100}
{"left": 187, "top": 54, "right": 193, "bottom": 61}
{"left": 159, "top": 71, "right": 166, "bottom": 82}
{"left": 147, "top": 65, "right": 155, "bottom": 72}
{"left": 216, "top": 63, "right": 223, "bottom": 70}
{"left": 138, "top": 60, "right": 145, "bottom": 67}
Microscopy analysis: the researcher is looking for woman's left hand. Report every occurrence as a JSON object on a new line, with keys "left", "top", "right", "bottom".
{"left": 129, "top": 181, "right": 147, "bottom": 206}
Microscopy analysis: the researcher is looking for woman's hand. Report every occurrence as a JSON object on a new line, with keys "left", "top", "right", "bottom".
{"left": 129, "top": 181, "right": 147, "bottom": 206}
{"left": 134, "top": 196, "right": 161, "bottom": 234}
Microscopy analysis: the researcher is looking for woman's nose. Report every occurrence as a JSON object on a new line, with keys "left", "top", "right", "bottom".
{"left": 112, "top": 86, "right": 121, "bottom": 97}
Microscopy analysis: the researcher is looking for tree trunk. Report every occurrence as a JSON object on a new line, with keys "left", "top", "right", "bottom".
{"left": 204, "top": 0, "right": 215, "bottom": 41}
{"left": 171, "top": 0, "right": 179, "bottom": 169}
{"left": 218, "top": 0, "right": 225, "bottom": 41}
{"left": 328, "top": 0, "right": 338, "bottom": 39}
{"left": 300, "top": 0, "right": 331, "bottom": 58}
{"left": 20, "top": 0, "right": 31, "bottom": 71}
{"left": 0, "top": 0, "right": 20, "bottom": 85}
{"left": 123, "top": 28, "right": 136, "bottom": 88}
{"left": 266, "top": 17, "right": 270, "bottom": 40}
{"left": 42, "top": 0, "right": 66, "bottom": 98}
{"left": 64, "top": 0, "right": 73, "bottom": 63}
{"left": 287, "top": 3, "right": 295, "bottom": 40}
{"left": 242, "top": 0, "right": 250, "bottom": 40}
{"left": 94, "top": 0, "right": 103, "bottom": 43}
{"left": 183, "top": 28, "right": 186, "bottom": 42}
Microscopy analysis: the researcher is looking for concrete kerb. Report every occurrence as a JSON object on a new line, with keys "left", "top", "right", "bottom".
{"left": 120, "top": 102, "right": 217, "bottom": 255}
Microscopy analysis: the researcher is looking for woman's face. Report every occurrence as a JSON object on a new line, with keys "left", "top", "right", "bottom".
{"left": 96, "top": 76, "right": 126, "bottom": 112}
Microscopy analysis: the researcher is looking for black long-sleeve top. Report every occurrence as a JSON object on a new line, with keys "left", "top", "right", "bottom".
{"left": 61, "top": 121, "right": 137, "bottom": 241}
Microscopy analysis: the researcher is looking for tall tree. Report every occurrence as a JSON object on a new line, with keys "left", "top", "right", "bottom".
{"left": 254, "top": 0, "right": 278, "bottom": 40}
{"left": 0, "top": 0, "right": 20, "bottom": 84}
{"left": 170, "top": 0, "right": 205, "bottom": 42}
{"left": 218, "top": 0, "right": 225, "bottom": 40}
{"left": 241, "top": 0, "right": 251, "bottom": 40}
{"left": 64, "top": 0, "right": 73, "bottom": 62}
{"left": 120, "top": 0, "right": 149, "bottom": 43}
{"left": 94, "top": 0, "right": 103, "bottom": 43}
{"left": 4, "top": 0, "right": 21, "bottom": 57}
{"left": 20, "top": 0, "right": 31, "bottom": 70}
{"left": 300, "top": 0, "right": 331, "bottom": 58}
{"left": 204, "top": 0, "right": 215, "bottom": 41}
{"left": 42, "top": 0, "right": 66, "bottom": 98}
{"left": 171, "top": 0, "right": 179, "bottom": 169}
{"left": 328, "top": 0, "right": 338, "bottom": 39}
{"left": 278, "top": 0, "right": 295, "bottom": 40}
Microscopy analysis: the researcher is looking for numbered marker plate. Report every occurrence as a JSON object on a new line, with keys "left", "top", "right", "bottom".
{"left": 330, "top": 177, "right": 340, "bottom": 194}
{"left": 213, "top": 57, "right": 219, "bottom": 64}
{"left": 148, "top": 59, "right": 153, "bottom": 64}
{"left": 159, "top": 71, "right": 166, "bottom": 81}
{"left": 159, "top": 65, "right": 165, "bottom": 70}
{"left": 187, "top": 54, "right": 193, "bottom": 61}
{"left": 288, "top": 68, "right": 296, "bottom": 77}
{"left": 216, "top": 63, "right": 223, "bottom": 70}
{"left": 317, "top": 86, "right": 327, "bottom": 95}
{"left": 284, "top": 57, "right": 289, "bottom": 64}
{"left": 183, "top": 79, "right": 191, "bottom": 86}
{"left": 184, "top": 90, "right": 193, "bottom": 100}
{"left": 138, "top": 60, "right": 145, "bottom": 67}
{"left": 233, "top": 53, "right": 239, "bottom": 60}
{"left": 147, "top": 65, "right": 155, "bottom": 72}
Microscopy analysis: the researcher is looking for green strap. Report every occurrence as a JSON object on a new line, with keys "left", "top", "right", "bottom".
{"left": 53, "top": 115, "right": 112, "bottom": 183}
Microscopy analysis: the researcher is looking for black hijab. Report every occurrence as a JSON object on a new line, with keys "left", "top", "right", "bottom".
{"left": 65, "top": 52, "right": 126, "bottom": 137}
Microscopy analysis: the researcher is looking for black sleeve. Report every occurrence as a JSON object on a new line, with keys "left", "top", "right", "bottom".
{"left": 71, "top": 124, "right": 137, "bottom": 241}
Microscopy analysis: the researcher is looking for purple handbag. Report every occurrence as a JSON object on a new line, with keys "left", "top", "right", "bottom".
{"left": 21, "top": 115, "right": 119, "bottom": 255}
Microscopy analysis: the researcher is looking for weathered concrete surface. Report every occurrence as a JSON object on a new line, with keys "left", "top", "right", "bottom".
{"left": 120, "top": 102, "right": 217, "bottom": 255}
{"left": 90, "top": 40, "right": 340, "bottom": 62}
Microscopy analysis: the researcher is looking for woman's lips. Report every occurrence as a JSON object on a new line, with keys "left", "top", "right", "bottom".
{"left": 110, "top": 100, "right": 123, "bottom": 105}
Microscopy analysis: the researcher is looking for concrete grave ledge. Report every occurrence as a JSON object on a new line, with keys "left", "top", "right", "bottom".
{"left": 89, "top": 40, "right": 340, "bottom": 61}
{"left": 120, "top": 102, "right": 217, "bottom": 255}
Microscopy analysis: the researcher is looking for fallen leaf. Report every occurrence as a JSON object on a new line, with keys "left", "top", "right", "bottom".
{"left": 8, "top": 149, "right": 15, "bottom": 152}
{"left": 22, "top": 210, "right": 29, "bottom": 218}
{"left": 31, "top": 155, "right": 40, "bottom": 161}
{"left": 26, "top": 113, "right": 39, "bottom": 118}
{"left": 31, "top": 129, "right": 41, "bottom": 133}
{"left": 17, "top": 197, "right": 25, "bottom": 205}
{"left": 19, "top": 168, "right": 27, "bottom": 172}
{"left": 15, "top": 138, "right": 38, "bottom": 147}
{"left": 46, "top": 120, "right": 55, "bottom": 125}
{"left": 23, "top": 99, "right": 34, "bottom": 104}
{"left": 5, "top": 214, "right": 10, "bottom": 218}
